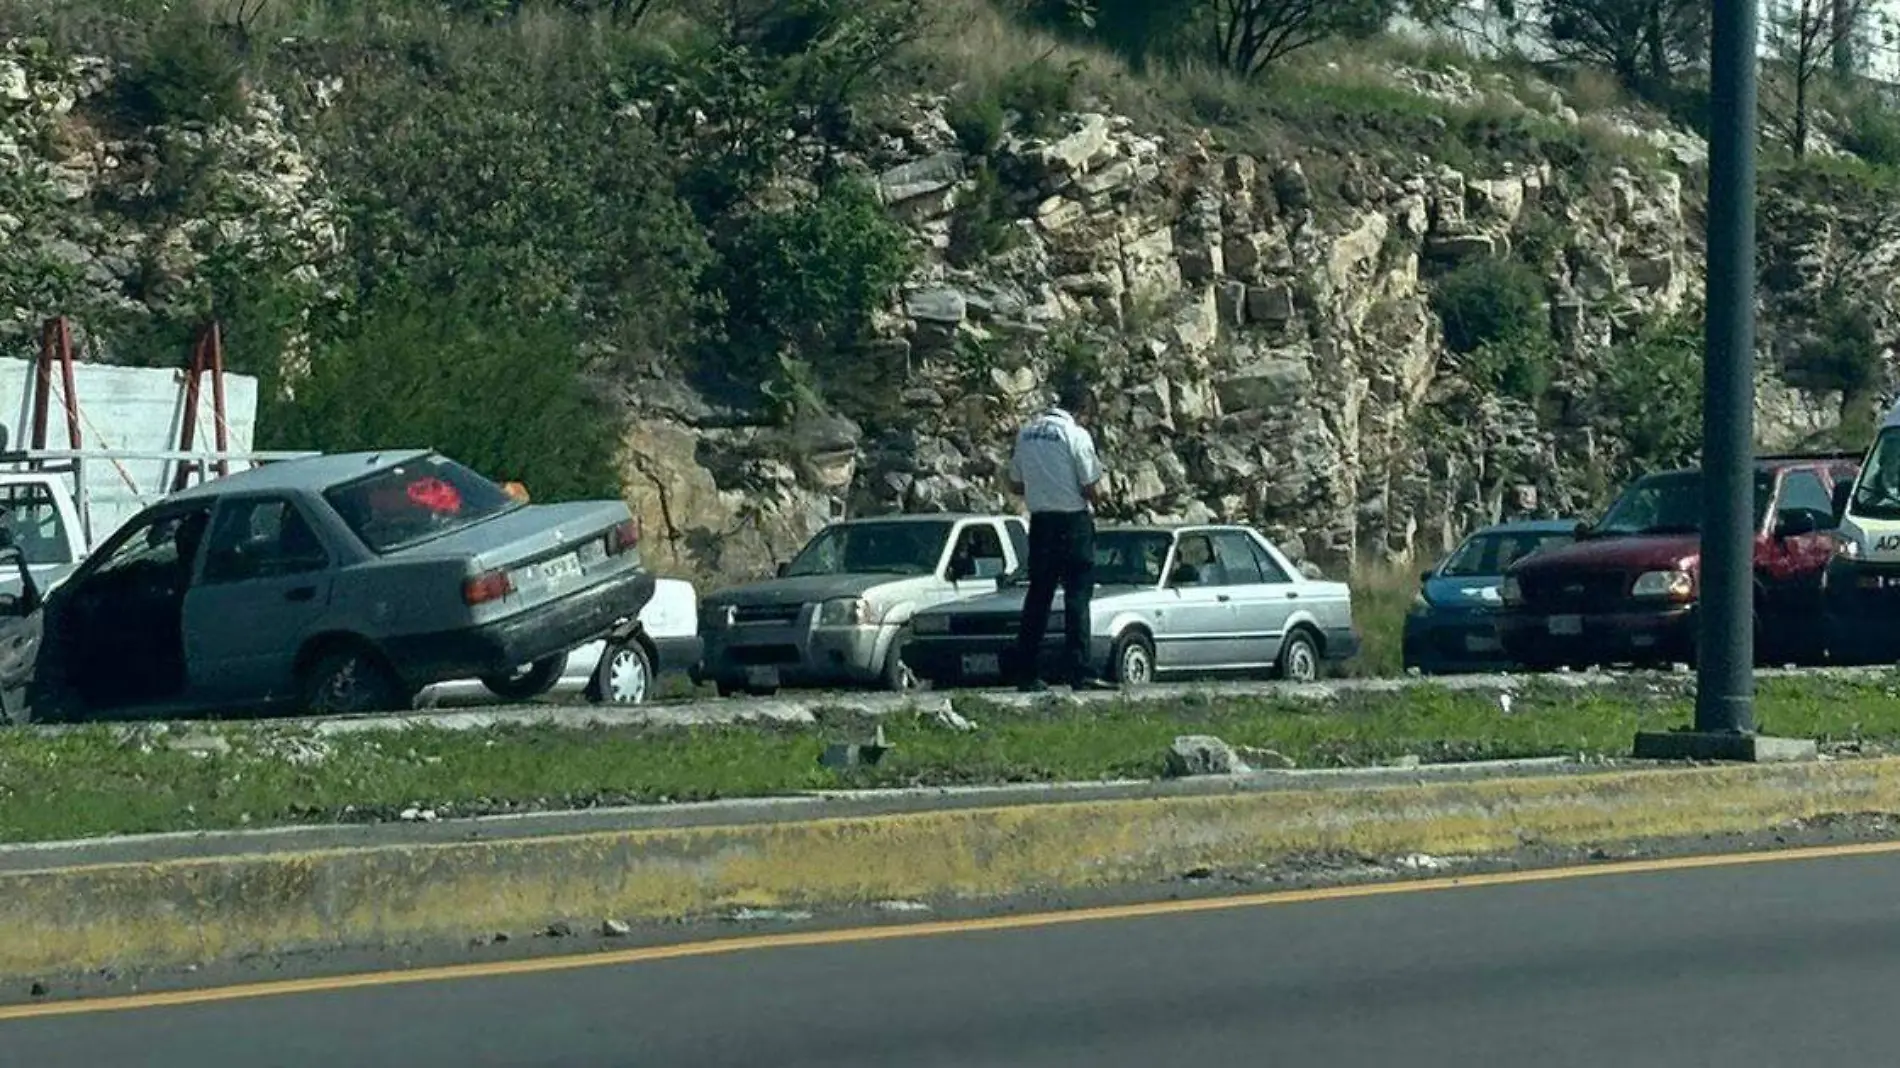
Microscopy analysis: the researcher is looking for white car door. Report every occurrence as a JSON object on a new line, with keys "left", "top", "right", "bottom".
{"left": 1208, "top": 529, "right": 1297, "bottom": 669}
{"left": 1157, "top": 532, "right": 1233, "bottom": 669}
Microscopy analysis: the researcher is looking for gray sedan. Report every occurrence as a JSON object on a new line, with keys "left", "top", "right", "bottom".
{"left": 0, "top": 449, "right": 655, "bottom": 723}
{"left": 905, "top": 523, "right": 1359, "bottom": 686}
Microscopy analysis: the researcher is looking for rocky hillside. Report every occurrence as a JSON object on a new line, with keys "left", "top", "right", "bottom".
{"left": 4, "top": 4, "right": 1900, "bottom": 585}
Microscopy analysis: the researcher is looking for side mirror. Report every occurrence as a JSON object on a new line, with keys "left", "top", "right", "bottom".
{"left": 775, "top": 561, "right": 789, "bottom": 579}
{"left": 1573, "top": 521, "right": 1593, "bottom": 539}
{"left": 1419, "top": 569, "right": 1434, "bottom": 586}
{"left": 1775, "top": 510, "right": 1821, "bottom": 538}
{"left": 0, "top": 528, "right": 15, "bottom": 550}
{"left": 1833, "top": 480, "right": 1854, "bottom": 521}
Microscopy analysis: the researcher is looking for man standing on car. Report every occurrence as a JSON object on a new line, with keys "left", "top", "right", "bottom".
{"left": 1007, "top": 373, "right": 1113, "bottom": 692}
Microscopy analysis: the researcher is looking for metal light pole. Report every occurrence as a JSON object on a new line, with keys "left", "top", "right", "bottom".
{"left": 1638, "top": 0, "right": 1814, "bottom": 762}
{"left": 1697, "top": 0, "right": 1759, "bottom": 735}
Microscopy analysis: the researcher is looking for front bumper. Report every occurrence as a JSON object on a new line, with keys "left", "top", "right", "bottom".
{"left": 652, "top": 634, "right": 704, "bottom": 679}
{"left": 387, "top": 570, "right": 658, "bottom": 686}
{"left": 700, "top": 619, "right": 895, "bottom": 688}
{"left": 1498, "top": 603, "right": 1695, "bottom": 667}
{"left": 905, "top": 632, "right": 1113, "bottom": 684}
{"left": 1823, "top": 558, "right": 1900, "bottom": 664}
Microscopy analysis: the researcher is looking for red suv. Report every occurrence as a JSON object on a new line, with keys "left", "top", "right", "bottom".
{"left": 1497, "top": 455, "right": 1857, "bottom": 670}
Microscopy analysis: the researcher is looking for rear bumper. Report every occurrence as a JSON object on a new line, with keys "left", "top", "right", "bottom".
{"left": 1321, "top": 626, "right": 1361, "bottom": 662}
{"left": 388, "top": 571, "right": 659, "bottom": 685}
{"left": 1498, "top": 605, "right": 1694, "bottom": 667}
{"left": 653, "top": 634, "right": 703, "bottom": 679}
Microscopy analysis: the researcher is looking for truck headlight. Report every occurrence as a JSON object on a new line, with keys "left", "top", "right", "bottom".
{"left": 1632, "top": 570, "right": 1694, "bottom": 600}
{"left": 1500, "top": 576, "right": 1523, "bottom": 607}
{"left": 912, "top": 613, "right": 948, "bottom": 635}
{"left": 1834, "top": 535, "right": 1863, "bottom": 560}
{"left": 818, "top": 597, "right": 883, "bottom": 626}
{"left": 702, "top": 602, "right": 733, "bottom": 628}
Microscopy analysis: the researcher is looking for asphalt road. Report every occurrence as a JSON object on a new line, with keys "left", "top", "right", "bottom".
{"left": 11, "top": 846, "right": 1900, "bottom": 1067}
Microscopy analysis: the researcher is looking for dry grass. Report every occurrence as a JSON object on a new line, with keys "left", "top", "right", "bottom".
{"left": 908, "top": 0, "right": 1131, "bottom": 105}
{"left": 1341, "top": 559, "right": 1422, "bottom": 678}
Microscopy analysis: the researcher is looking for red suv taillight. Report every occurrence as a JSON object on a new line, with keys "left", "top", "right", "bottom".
{"left": 606, "top": 517, "right": 642, "bottom": 556}
{"left": 463, "top": 569, "right": 513, "bottom": 606}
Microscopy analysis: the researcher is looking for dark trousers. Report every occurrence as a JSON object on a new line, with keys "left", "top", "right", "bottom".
{"left": 1012, "top": 510, "right": 1095, "bottom": 683}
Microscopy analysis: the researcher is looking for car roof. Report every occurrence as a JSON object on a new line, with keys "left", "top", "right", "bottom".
{"left": 834, "top": 513, "right": 988, "bottom": 525}
{"left": 1642, "top": 454, "right": 1858, "bottom": 480}
{"left": 166, "top": 449, "right": 433, "bottom": 501}
{"left": 1465, "top": 519, "right": 1582, "bottom": 538}
{"left": 1096, "top": 523, "right": 1254, "bottom": 536}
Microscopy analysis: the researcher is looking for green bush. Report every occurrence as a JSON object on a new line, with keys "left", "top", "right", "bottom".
{"left": 948, "top": 89, "right": 1006, "bottom": 157}
{"left": 1599, "top": 313, "right": 1705, "bottom": 477}
{"left": 709, "top": 177, "right": 916, "bottom": 405}
{"left": 1430, "top": 257, "right": 1549, "bottom": 355}
{"left": 1838, "top": 95, "right": 1900, "bottom": 168}
{"left": 947, "top": 164, "right": 1020, "bottom": 267}
{"left": 1464, "top": 332, "right": 1556, "bottom": 404}
{"left": 116, "top": 12, "right": 246, "bottom": 128}
{"left": 267, "top": 289, "right": 619, "bottom": 501}
{"left": 318, "top": 23, "right": 710, "bottom": 369}
{"left": 998, "top": 58, "right": 1082, "bottom": 135}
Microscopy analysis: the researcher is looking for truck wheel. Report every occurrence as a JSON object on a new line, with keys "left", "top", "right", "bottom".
{"left": 300, "top": 646, "right": 406, "bottom": 716}
{"left": 585, "top": 639, "right": 653, "bottom": 705}
{"left": 481, "top": 656, "right": 565, "bottom": 702}
{"left": 879, "top": 626, "right": 926, "bottom": 693}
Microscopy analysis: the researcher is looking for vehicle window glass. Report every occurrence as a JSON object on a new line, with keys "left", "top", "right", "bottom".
{"left": 1778, "top": 470, "right": 1833, "bottom": 523}
{"left": 1441, "top": 532, "right": 1576, "bottom": 577}
{"left": 1004, "top": 519, "right": 1029, "bottom": 569}
{"left": 946, "top": 524, "right": 1007, "bottom": 580}
{"left": 1094, "top": 531, "right": 1172, "bottom": 586}
{"left": 1597, "top": 471, "right": 1774, "bottom": 535}
{"left": 1247, "top": 537, "right": 1294, "bottom": 583}
{"left": 323, "top": 454, "right": 518, "bottom": 554}
{"left": 1170, "top": 534, "right": 1218, "bottom": 586}
{"left": 1210, "top": 532, "right": 1265, "bottom": 585}
{"left": 86, "top": 508, "right": 213, "bottom": 584}
{"left": 202, "top": 499, "right": 330, "bottom": 585}
{"left": 0, "top": 482, "right": 73, "bottom": 565}
{"left": 785, "top": 520, "right": 954, "bottom": 577}
{"left": 1853, "top": 429, "right": 1900, "bottom": 520}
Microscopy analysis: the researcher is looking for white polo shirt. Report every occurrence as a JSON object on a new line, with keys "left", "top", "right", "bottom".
{"left": 1009, "top": 407, "right": 1102, "bottom": 514}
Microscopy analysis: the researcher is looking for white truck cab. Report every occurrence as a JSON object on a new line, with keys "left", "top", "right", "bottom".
{"left": 1825, "top": 398, "right": 1900, "bottom": 662}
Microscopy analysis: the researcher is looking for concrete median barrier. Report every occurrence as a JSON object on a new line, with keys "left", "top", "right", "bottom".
{"left": 5, "top": 755, "right": 1900, "bottom": 981}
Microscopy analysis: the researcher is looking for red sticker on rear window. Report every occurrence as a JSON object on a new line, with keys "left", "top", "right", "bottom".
{"left": 407, "top": 477, "right": 463, "bottom": 514}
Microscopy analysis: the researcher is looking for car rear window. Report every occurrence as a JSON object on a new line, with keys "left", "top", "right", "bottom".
{"left": 324, "top": 454, "right": 519, "bottom": 553}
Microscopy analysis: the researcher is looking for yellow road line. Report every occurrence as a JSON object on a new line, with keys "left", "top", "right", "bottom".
{"left": 6, "top": 836, "right": 1900, "bottom": 1024}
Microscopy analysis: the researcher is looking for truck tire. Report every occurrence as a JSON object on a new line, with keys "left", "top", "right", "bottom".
{"left": 300, "top": 645, "right": 407, "bottom": 716}
{"left": 481, "top": 656, "right": 565, "bottom": 702}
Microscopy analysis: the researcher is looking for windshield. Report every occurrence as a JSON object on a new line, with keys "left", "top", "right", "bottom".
{"left": 1094, "top": 531, "right": 1173, "bottom": 586}
{"left": 1852, "top": 428, "right": 1900, "bottom": 521}
{"left": 1440, "top": 531, "right": 1573, "bottom": 577}
{"left": 323, "top": 453, "right": 519, "bottom": 554}
{"left": 785, "top": 520, "right": 954, "bottom": 577}
{"left": 1595, "top": 470, "right": 1774, "bottom": 536}
{"left": 0, "top": 482, "right": 73, "bottom": 566}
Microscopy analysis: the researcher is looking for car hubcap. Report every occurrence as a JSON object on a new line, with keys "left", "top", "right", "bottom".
{"left": 1289, "top": 643, "right": 1317, "bottom": 682}
{"left": 1123, "top": 647, "right": 1151, "bottom": 684}
{"left": 607, "top": 649, "right": 649, "bottom": 704}
{"left": 324, "top": 659, "right": 363, "bottom": 708}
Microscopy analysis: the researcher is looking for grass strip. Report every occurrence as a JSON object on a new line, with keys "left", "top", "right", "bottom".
{"left": 6, "top": 674, "right": 1900, "bottom": 844}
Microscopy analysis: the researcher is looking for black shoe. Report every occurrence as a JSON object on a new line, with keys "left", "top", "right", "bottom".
{"left": 1071, "top": 676, "right": 1119, "bottom": 692}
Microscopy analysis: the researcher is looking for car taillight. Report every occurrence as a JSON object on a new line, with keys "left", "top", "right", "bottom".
{"left": 607, "top": 517, "right": 642, "bottom": 555}
{"left": 463, "top": 570, "right": 513, "bottom": 606}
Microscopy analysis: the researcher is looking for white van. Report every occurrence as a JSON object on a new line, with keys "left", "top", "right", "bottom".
{"left": 1824, "top": 398, "right": 1900, "bottom": 662}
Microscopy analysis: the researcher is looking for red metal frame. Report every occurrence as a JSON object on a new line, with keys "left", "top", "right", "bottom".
{"left": 29, "top": 316, "right": 236, "bottom": 491}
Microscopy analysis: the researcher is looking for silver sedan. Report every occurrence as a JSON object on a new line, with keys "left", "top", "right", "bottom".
{"left": 904, "top": 523, "right": 1359, "bottom": 686}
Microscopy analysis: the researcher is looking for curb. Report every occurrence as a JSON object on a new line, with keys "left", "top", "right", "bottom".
{"left": 6, "top": 756, "right": 1900, "bottom": 980}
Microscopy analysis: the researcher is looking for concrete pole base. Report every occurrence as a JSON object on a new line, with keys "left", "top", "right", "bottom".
{"left": 1632, "top": 731, "right": 1818, "bottom": 763}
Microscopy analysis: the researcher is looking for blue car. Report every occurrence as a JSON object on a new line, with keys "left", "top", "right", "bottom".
{"left": 1402, "top": 520, "right": 1580, "bottom": 675}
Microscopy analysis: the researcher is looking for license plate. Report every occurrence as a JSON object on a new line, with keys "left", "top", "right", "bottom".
{"left": 530, "top": 552, "right": 583, "bottom": 587}
{"left": 745, "top": 666, "right": 780, "bottom": 689}
{"left": 961, "top": 653, "right": 1000, "bottom": 676}
{"left": 1548, "top": 615, "right": 1583, "bottom": 636}
{"left": 1465, "top": 634, "right": 1502, "bottom": 653}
